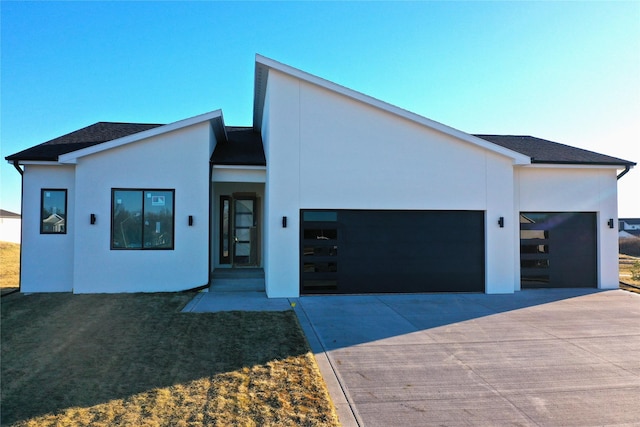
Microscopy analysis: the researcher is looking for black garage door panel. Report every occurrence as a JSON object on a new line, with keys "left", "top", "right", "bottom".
{"left": 520, "top": 212, "right": 596, "bottom": 288}
{"left": 301, "top": 210, "right": 485, "bottom": 294}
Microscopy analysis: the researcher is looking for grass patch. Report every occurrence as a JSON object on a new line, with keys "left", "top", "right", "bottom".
{"left": 1, "top": 293, "right": 339, "bottom": 426}
{"left": 619, "top": 254, "right": 640, "bottom": 287}
{"left": 0, "top": 242, "right": 20, "bottom": 289}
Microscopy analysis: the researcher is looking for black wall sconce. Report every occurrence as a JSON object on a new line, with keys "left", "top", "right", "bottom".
{"left": 282, "top": 216, "right": 287, "bottom": 228}
{"left": 90, "top": 214, "right": 96, "bottom": 225}
{"left": 608, "top": 218, "right": 614, "bottom": 229}
{"left": 188, "top": 215, "right": 194, "bottom": 226}
{"left": 498, "top": 216, "right": 504, "bottom": 228}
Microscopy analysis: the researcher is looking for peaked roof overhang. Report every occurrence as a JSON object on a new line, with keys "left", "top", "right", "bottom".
{"left": 475, "top": 135, "right": 635, "bottom": 167}
{"left": 253, "top": 54, "right": 531, "bottom": 166}
{"left": 57, "top": 110, "right": 225, "bottom": 164}
{"left": 5, "top": 123, "right": 164, "bottom": 163}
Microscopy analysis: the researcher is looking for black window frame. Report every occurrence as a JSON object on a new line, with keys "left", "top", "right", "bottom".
{"left": 111, "top": 188, "right": 175, "bottom": 250}
{"left": 40, "top": 188, "right": 67, "bottom": 234}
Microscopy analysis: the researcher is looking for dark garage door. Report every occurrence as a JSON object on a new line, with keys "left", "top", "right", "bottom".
{"left": 520, "top": 212, "right": 597, "bottom": 288}
{"left": 301, "top": 210, "right": 485, "bottom": 294}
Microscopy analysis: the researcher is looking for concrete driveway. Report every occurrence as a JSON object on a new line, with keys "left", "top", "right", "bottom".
{"left": 293, "top": 289, "right": 640, "bottom": 426}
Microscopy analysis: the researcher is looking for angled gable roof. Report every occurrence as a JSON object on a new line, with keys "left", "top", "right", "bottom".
{"left": 5, "top": 122, "right": 163, "bottom": 162}
{"left": 475, "top": 135, "right": 635, "bottom": 166}
{"left": 6, "top": 110, "right": 226, "bottom": 164}
{"left": 253, "top": 55, "right": 635, "bottom": 169}
{"left": 59, "top": 110, "right": 225, "bottom": 164}
{"left": 253, "top": 54, "right": 531, "bottom": 166}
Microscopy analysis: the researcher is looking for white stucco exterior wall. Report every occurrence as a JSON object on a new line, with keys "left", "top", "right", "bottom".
{"left": 262, "top": 69, "right": 518, "bottom": 296}
{"left": 485, "top": 154, "right": 519, "bottom": 293}
{"left": 262, "top": 71, "right": 302, "bottom": 297}
{"left": 71, "top": 122, "right": 214, "bottom": 293}
{"left": 20, "top": 164, "right": 75, "bottom": 292}
{"left": 516, "top": 166, "right": 620, "bottom": 289}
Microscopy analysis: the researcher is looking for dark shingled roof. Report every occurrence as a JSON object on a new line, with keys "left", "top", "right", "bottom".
{"left": 474, "top": 135, "right": 635, "bottom": 166}
{"left": 211, "top": 127, "right": 266, "bottom": 166}
{"left": 6, "top": 122, "right": 634, "bottom": 168}
{"left": 5, "top": 122, "right": 164, "bottom": 162}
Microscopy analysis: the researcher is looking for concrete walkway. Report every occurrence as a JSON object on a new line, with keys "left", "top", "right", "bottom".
{"left": 184, "top": 289, "right": 640, "bottom": 426}
{"left": 294, "top": 289, "right": 640, "bottom": 426}
{"left": 182, "top": 290, "right": 293, "bottom": 312}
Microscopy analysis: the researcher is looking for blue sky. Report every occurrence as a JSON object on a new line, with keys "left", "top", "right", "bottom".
{"left": 2, "top": 1, "right": 639, "bottom": 216}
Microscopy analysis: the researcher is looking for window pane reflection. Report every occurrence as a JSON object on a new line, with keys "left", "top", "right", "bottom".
{"left": 112, "top": 189, "right": 174, "bottom": 250}
{"left": 41, "top": 189, "right": 67, "bottom": 234}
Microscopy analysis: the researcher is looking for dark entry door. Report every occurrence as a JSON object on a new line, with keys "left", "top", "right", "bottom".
{"left": 301, "top": 210, "right": 485, "bottom": 294}
{"left": 233, "top": 198, "right": 258, "bottom": 266}
{"left": 520, "top": 212, "right": 597, "bottom": 288}
{"left": 219, "top": 195, "right": 259, "bottom": 267}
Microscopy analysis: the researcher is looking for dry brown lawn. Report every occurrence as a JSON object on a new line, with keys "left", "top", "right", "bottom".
{"left": 1, "top": 293, "right": 339, "bottom": 427}
{"left": 0, "top": 242, "right": 20, "bottom": 289}
{"left": 619, "top": 253, "right": 640, "bottom": 287}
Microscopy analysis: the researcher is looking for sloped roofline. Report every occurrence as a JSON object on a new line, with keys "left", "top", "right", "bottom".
{"left": 0, "top": 209, "right": 21, "bottom": 218}
{"left": 58, "top": 110, "right": 226, "bottom": 164}
{"left": 253, "top": 54, "right": 531, "bottom": 165}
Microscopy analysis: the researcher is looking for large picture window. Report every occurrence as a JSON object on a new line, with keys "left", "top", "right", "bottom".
{"left": 41, "top": 189, "right": 67, "bottom": 234}
{"left": 111, "top": 189, "right": 174, "bottom": 250}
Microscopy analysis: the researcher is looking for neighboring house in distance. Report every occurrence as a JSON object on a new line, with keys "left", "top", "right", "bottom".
{"left": 5, "top": 55, "right": 636, "bottom": 295}
{"left": 619, "top": 218, "right": 640, "bottom": 238}
{"left": 0, "top": 209, "right": 21, "bottom": 244}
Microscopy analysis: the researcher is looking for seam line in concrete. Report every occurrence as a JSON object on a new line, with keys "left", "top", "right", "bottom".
{"left": 294, "top": 298, "right": 362, "bottom": 427}
{"left": 377, "top": 294, "right": 542, "bottom": 426}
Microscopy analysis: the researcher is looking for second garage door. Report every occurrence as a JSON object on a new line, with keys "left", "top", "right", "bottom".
{"left": 301, "top": 210, "right": 485, "bottom": 294}
{"left": 520, "top": 212, "right": 597, "bottom": 288}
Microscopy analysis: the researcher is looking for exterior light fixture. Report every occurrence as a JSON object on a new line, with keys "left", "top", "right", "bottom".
{"left": 498, "top": 217, "right": 504, "bottom": 228}
{"left": 608, "top": 218, "right": 614, "bottom": 229}
{"left": 282, "top": 216, "right": 287, "bottom": 228}
{"left": 188, "top": 215, "right": 194, "bottom": 226}
{"left": 90, "top": 214, "right": 96, "bottom": 225}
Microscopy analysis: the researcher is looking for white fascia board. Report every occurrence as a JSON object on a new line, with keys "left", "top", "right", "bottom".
{"left": 254, "top": 54, "right": 531, "bottom": 165}
{"left": 59, "top": 109, "right": 225, "bottom": 164}
{"left": 519, "top": 163, "right": 627, "bottom": 170}
{"left": 8, "top": 160, "right": 61, "bottom": 166}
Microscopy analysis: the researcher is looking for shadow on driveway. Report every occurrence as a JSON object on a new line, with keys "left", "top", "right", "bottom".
{"left": 294, "top": 289, "right": 640, "bottom": 426}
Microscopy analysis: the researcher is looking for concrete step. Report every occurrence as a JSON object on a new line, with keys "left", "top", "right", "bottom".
{"left": 210, "top": 268, "right": 266, "bottom": 292}
{"left": 210, "top": 277, "right": 265, "bottom": 292}
{"left": 212, "top": 268, "right": 264, "bottom": 279}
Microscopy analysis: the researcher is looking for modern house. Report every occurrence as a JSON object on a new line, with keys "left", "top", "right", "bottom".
{"left": 6, "top": 55, "right": 636, "bottom": 296}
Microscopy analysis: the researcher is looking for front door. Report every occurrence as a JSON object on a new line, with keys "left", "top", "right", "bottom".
{"left": 233, "top": 197, "right": 258, "bottom": 266}
{"left": 219, "top": 195, "right": 259, "bottom": 267}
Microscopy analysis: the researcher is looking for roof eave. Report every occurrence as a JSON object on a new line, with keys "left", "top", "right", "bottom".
{"left": 59, "top": 109, "right": 225, "bottom": 163}
{"left": 253, "top": 54, "right": 531, "bottom": 165}
{"left": 530, "top": 160, "right": 636, "bottom": 167}
{"left": 6, "top": 159, "right": 62, "bottom": 166}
